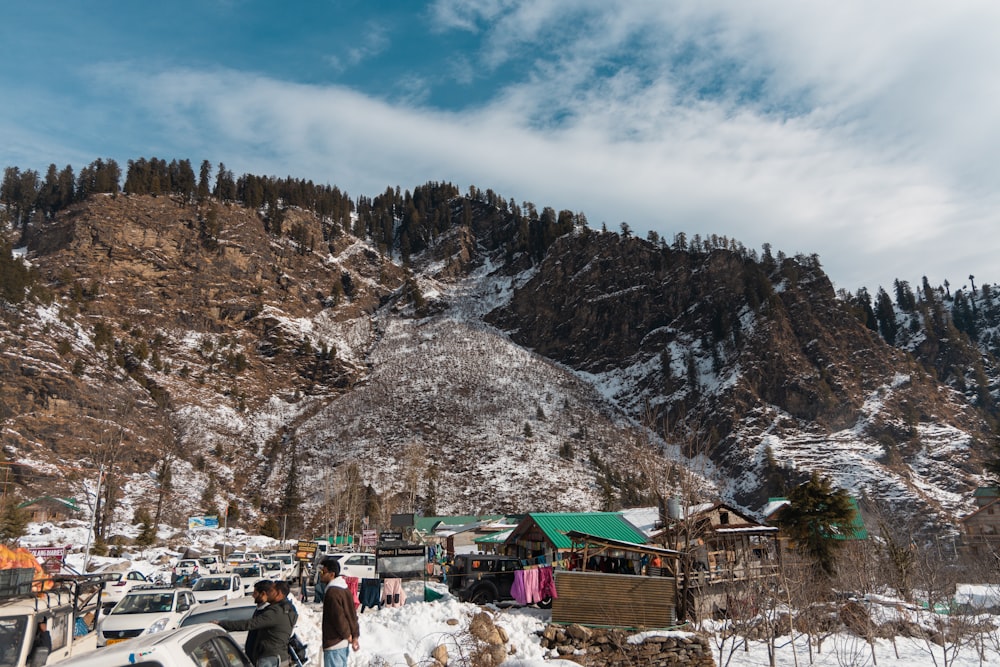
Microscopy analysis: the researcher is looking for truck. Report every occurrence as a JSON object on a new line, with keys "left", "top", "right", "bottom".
{"left": 0, "top": 570, "right": 108, "bottom": 665}
{"left": 446, "top": 554, "right": 523, "bottom": 605}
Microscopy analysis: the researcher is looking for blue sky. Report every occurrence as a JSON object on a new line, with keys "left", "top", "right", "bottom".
{"left": 3, "top": 1, "right": 999, "bottom": 294}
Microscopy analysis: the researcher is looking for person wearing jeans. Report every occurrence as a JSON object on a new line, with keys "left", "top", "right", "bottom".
{"left": 320, "top": 557, "right": 360, "bottom": 667}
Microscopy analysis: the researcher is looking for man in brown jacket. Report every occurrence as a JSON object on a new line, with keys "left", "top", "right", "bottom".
{"left": 320, "top": 556, "right": 360, "bottom": 667}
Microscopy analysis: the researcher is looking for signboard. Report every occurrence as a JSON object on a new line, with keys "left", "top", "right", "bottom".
{"left": 295, "top": 540, "right": 318, "bottom": 562}
{"left": 188, "top": 515, "right": 220, "bottom": 530}
{"left": 27, "top": 546, "right": 67, "bottom": 574}
{"left": 362, "top": 529, "right": 378, "bottom": 547}
{"left": 379, "top": 531, "right": 404, "bottom": 543}
{"left": 376, "top": 545, "right": 427, "bottom": 579}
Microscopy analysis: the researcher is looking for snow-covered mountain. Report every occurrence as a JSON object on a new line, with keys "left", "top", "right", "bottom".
{"left": 1, "top": 186, "right": 996, "bottom": 545}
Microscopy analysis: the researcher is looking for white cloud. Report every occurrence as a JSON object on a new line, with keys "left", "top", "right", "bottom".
{"left": 325, "top": 22, "right": 390, "bottom": 72}
{"left": 12, "top": 1, "right": 1000, "bottom": 292}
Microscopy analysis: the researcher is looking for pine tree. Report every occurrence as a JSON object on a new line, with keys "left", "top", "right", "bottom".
{"left": 198, "top": 160, "right": 212, "bottom": 201}
{"left": 775, "top": 471, "right": 856, "bottom": 576}
{"left": 0, "top": 502, "right": 29, "bottom": 542}
{"left": 874, "top": 287, "right": 898, "bottom": 344}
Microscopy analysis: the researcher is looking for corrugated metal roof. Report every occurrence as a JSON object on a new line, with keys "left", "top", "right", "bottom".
{"left": 474, "top": 529, "right": 513, "bottom": 544}
{"left": 527, "top": 512, "right": 647, "bottom": 549}
{"left": 974, "top": 487, "right": 1000, "bottom": 498}
{"left": 413, "top": 515, "right": 504, "bottom": 533}
{"left": 768, "top": 496, "right": 868, "bottom": 541}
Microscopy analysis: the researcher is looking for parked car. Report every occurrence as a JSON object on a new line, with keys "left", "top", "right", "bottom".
{"left": 97, "top": 585, "right": 197, "bottom": 647}
{"left": 230, "top": 563, "right": 265, "bottom": 594}
{"left": 172, "top": 558, "right": 200, "bottom": 579}
{"left": 324, "top": 552, "right": 376, "bottom": 580}
{"left": 447, "top": 554, "right": 523, "bottom": 605}
{"left": 191, "top": 574, "right": 244, "bottom": 603}
{"left": 100, "top": 570, "right": 150, "bottom": 607}
{"left": 54, "top": 623, "right": 251, "bottom": 667}
{"left": 180, "top": 597, "right": 309, "bottom": 665}
{"left": 259, "top": 559, "right": 288, "bottom": 581}
{"left": 266, "top": 552, "right": 298, "bottom": 579}
{"left": 226, "top": 551, "right": 262, "bottom": 567}
{"left": 199, "top": 555, "right": 228, "bottom": 573}
{"left": 178, "top": 594, "right": 259, "bottom": 646}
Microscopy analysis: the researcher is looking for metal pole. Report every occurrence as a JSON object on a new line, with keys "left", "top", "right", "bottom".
{"left": 82, "top": 463, "right": 104, "bottom": 573}
{"left": 223, "top": 503, "right": 229, "bottom": 560}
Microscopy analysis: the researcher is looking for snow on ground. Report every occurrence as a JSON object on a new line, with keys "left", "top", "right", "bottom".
{"left": 19, "top": 523, "right": 1000, "bottom": 667}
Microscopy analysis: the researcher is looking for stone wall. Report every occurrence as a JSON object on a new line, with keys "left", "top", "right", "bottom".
{"left": 539, "top": 623, "right": 715, "bottom": 667}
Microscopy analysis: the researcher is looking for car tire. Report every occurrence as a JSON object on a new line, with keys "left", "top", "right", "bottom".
{"left": 470, "top": 587, "right": 496, "bottom": 605}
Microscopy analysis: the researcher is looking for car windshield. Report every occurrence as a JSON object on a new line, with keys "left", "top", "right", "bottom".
{"left": 193, "top": 578, "right": 230, "bottom": 591}
{"left": 233, "top": 566, "right": 259, "bottom": 576}
{"left": 113, "top": 592, "right": 174, "bottom": 614}
{"left": 0, "top": 616, "right": 28, "bottom": 667}
{"left": 262, "top": 562, "right": 280, "bottom": 571}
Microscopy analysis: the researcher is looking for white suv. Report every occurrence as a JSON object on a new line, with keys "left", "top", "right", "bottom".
{"left": 326, "top": 552, "right": 376, "bottom": 579}
{"left": 53, "top": 624, "right": 251, "bottom": 667}
{"left": 98, "top": 586, "right": 197, "bottom": 647}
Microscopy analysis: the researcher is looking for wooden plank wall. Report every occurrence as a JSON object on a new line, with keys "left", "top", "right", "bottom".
{"left": 551, "top": 571, "right": 676, "bottom": 628}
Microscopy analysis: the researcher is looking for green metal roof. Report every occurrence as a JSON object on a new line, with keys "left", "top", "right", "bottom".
{"left": 974, "top": 487, "right": 1000, "bottom": 498}
{"left": 763, "top": 496, "right": 867, "bottom": 541}
{"left": 526, "top": 512, "right": 647, "bottom": 549}
{"left": 16, "top": 496, "right": 79, "bottom": 511}
{"left": 830, "top": 498, "right": 868, "bottom": 541}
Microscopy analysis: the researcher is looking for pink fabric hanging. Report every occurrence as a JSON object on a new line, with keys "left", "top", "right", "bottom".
{"left": 344, "top": 576, "right": 361, "bottom": 608}
{"left": 538, "top": 566, "right": 557, "bottom": 600}
{"left": 382, "top": 577, "right": 406, "bottom": 607}
{"left": 511, "top": 569, "right": 528, "bottom": 605}
{"left": 523, "top": 567, "right": 540, "bottom": 604}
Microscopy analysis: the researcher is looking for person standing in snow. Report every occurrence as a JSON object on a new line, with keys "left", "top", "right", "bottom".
{"left": 216, "top": 580, "right": 294, "bottom": 666}
{"left": 320, "top": 557, "right": 360, "bottom": 667}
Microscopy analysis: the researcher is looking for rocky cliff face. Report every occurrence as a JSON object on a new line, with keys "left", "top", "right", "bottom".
{"left": 487, "top": 231, "right": 992, "bottom": 516}
{"left": 0, "top": 192, "right": 995, "bottom": 538}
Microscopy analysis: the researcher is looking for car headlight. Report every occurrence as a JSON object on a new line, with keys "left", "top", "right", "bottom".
{"left": 147, "top": 617, "right": 172, "bottom": 635}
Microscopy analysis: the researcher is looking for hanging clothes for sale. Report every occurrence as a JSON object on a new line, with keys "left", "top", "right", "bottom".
{"left": 511, "top": 569, "right": 528, "bottom": 605}
{"left": 538, "top": 566, "right": 557, "bottom": 601}
{"left": 344, "top": 576, "right": 361, "bottom": 608}
{"left": 382, "top": 577, "right": 406, "bottom": 607}
{"left": 523, "top": 566, "right": 540, "bottom": 604}
{"left": 359, "top": 578, "right": 382, "bottom": 613}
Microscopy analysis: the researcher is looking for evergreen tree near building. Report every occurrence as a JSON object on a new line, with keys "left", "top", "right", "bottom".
{"left": 0, "top": 502, "right": 29, "bottom": 542}
{"left": 775, "top": 471, "right": 856, "bottom": 576}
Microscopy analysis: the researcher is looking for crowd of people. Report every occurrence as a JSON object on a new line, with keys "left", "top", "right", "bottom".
{"left": 215, "top": 557, "right": 359, "bottom": 667}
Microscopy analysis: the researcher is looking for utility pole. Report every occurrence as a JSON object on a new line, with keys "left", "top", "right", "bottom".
{"left": 222, "top": 503, "right": 229, "bottom": 560}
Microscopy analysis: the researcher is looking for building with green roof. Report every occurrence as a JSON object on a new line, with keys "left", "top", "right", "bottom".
{"left": 504, "top": 512, "right": 647, "bottom": 563}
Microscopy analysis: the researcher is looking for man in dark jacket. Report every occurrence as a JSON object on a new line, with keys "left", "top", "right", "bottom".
{"left": 218, "top": 580, "right": 294, "bottom": 667}
{"left": 320, "top": 557, "right": 360, "bottom": 667}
